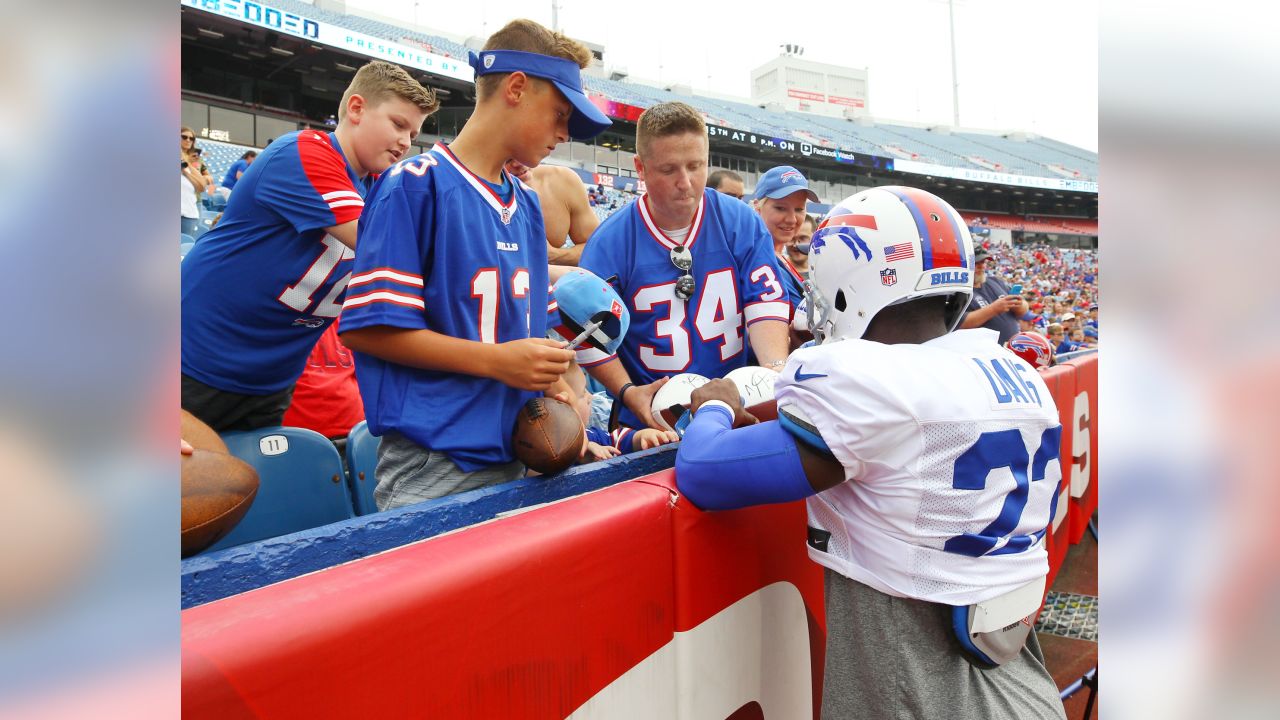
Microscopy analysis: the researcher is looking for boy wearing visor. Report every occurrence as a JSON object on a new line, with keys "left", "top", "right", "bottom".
{"left": 340, "top": 19, "right": 612, "bottom": 509}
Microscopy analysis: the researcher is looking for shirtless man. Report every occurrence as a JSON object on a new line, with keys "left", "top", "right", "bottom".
{"left": 505, "top": 159, "right": 599, "bottom": 266}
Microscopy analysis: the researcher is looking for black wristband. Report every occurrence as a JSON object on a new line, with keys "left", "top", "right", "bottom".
{"left": 617, "top": 382, "right": 635, "bottom": 405}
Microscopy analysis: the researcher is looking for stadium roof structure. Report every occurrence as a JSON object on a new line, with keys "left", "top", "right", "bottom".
{"left": 181, "top": 0, "right": 1096, "bottom": 192}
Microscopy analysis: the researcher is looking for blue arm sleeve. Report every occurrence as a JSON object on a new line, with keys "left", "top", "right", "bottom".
{"left": 674, "top": 406, "right": 817, "bottom": 511}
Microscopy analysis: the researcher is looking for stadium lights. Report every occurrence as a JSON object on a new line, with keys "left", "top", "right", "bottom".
{"left": 270, "top": 46, "right": 295, "bottom": 57}
{"left": 197, "top": 27, "right": 225, "bottom": 39}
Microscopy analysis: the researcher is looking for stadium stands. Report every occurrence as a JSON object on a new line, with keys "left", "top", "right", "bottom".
{"left": 961, "top": 212, "right": 1097, "bottom": 236}
{"left": 195, "top": 138, "right": 260, "bottom": 185}
{"left": 235, "top": 0, "right": 1095, "bottom": 180}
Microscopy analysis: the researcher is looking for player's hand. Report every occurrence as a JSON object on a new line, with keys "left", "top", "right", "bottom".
{"left": 492, "top": 338, "right": 574, "bottom": 391}
{"left": 633, "top": 428, "right": 680, "bottom": 450}
{"left": 581, "top": 439, "right": 621, "bottom": 462}
{"left": 690, "top": 378, "right": 759, "bottom": 428}
{"left": 625, "top": 376, "right": 670, "bottom": 430}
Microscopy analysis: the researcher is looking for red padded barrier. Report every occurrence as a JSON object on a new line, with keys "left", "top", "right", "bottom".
{"left": 1038, "top": 364, "right": 1076, "bottom": 590}
{"left": 183, "top": 472, "right": 828, "bottom": 718}
{"left": 1060, "top": 353, "right": 1098, "bottom": 543}
{"left": 183, "top": 481, "right": 677, "bottom": 719}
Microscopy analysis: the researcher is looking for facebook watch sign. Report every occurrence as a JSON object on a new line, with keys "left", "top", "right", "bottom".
{"left": 181, "top": 0, "right": 474, "bottom": 83}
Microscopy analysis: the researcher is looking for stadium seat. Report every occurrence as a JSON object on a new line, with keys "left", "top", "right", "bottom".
{"left": 345, "top": 421, "right": 381, "bottom": 516}
{"left": 181, "top": 233, "right": 196, "bottom": 245}
{"left": 206, "top": 426, "right": 355, "bottom": 551}
{"left": 180, "top": 242, "right": 194, "bottom": 260}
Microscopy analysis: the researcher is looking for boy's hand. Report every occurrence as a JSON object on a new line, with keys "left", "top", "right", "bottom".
{"left": 633, "top": 428, "right": 680, "bottom": 450}
{"left": 581, "top": 439, "right": 620, "bottom": 462}
{"left": 493, "top": 338, "right": 574, "bottom": 391}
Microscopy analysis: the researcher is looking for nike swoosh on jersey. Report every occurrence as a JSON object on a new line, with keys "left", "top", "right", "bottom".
{"left": 794, "top": 364, "right": 828, "bottom": 382}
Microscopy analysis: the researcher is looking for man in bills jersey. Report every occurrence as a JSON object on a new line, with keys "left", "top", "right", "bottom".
{"left": 339, "top": 20, "right": 612, "bottom": 509}
{"left": 181, "top": 62, "right": 438, "bottom": 431}
{"left": 674, "top": 187, "right": 1067, "bottom": 719}
{"left": 577, "top": 102, "right": 791, "bottom": 431}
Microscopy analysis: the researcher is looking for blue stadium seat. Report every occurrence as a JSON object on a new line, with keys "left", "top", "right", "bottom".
{"left": 181, "top": 233, "right": 196, "bottom": 245}
{"left": 206, "top": 426, "right": 355, "bottom": 551}
{"left": 180, "top": 242, "right": 194, "bottom": 260}
{"left": 345, "top": 421, "right": 381, "bottom": 516}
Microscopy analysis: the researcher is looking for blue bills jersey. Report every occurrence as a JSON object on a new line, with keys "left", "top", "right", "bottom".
{"left": 579, "top": 188, "right": 790, "bottom": 428}
{"left": 182, "top": 130, "right": 371, "bottom": 394}
{"left": 339, "top": 144, "right": 549, "bottom": 472}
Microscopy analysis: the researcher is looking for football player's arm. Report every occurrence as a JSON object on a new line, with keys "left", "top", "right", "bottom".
{"left": 341, "top": 326, "right": 573, "bottom": 393}
{"left": 675, "top": 379, "right": 845, "bottom": 511}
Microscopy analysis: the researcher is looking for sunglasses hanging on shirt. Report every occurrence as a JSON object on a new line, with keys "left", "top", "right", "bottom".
{"left": 670, "top": 244, "right": 695, "bottom": 301}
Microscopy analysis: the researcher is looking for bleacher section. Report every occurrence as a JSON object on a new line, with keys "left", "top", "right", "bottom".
{"left": 962, "top": 212, "right": 1097, "bottom": 236}
{"left": 196, "top": 138, "right": 260, "bottom": 185}
{"left": 241, "top": 0, "right": 1096, "bottom": 181}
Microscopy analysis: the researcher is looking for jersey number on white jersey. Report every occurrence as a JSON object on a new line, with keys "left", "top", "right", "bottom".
{"left": 944, "top": 426, "right": 1062, "bottom": 557}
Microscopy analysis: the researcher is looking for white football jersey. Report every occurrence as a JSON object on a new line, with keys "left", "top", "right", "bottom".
{"left": 775, "top": 329, "right": 1062, "bottom": 605}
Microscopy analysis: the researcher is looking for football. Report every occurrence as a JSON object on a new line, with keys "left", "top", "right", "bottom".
{"left": 513, "top": 397, "right": 585, "bottom": 475}
{"left": 181, "top": 450, "right": 260, "bottom": 558}
{"left": 650, "top": 373, "right": 711, "bottom": 433}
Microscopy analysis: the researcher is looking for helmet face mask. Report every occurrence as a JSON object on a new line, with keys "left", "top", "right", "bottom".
{"left": 805, "top": 186, "right": 975, "bottom": 344}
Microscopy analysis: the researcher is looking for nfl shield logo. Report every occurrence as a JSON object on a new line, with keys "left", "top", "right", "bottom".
{"left": 500, "top": 207, "right": 512, "bottom": 225}
{"left": 880, "top": 268, "right": 897, "bottom": 286}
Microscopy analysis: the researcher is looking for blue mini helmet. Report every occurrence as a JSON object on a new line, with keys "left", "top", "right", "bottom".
{"left": 548, "top": 269, "right": 630, "bottom": 354}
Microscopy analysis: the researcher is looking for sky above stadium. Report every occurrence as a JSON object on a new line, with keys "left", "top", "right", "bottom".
{"left": 347, "top": 0, "right": 1098, "bottom": 152}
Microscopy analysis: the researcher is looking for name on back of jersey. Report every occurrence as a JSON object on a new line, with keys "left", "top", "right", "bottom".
{"left": 969, "top": 355, "right": 1043, "bottom": 409}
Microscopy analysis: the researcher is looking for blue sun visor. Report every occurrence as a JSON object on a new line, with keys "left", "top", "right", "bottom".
{"left": 469, "top": 50, "right": 612, "bottom": 140}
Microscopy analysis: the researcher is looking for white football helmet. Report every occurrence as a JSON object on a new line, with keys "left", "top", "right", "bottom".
{"left": 805, "top": 186, "right": 975, "bottom": 343}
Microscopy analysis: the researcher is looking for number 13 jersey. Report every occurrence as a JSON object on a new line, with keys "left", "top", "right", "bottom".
{"left": 776, "top": 328, "right": 1063, "bottom": 606}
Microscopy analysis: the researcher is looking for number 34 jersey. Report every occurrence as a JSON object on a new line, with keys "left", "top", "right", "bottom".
{"left": 775, "top": 328, "right": 1062, "bottom": 606}
{"left": 181, "top": 130, "right": 372, "bottom": 395}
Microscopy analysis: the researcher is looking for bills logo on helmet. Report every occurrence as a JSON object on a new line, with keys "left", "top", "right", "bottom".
{"left": 780, "top": 170, "right": 803, "bottom": 183}
{"left": 880, "top": 268, "right": 898, "bottom": 286}
{"left": 813, "top": 208, "right": 876, "bottom": 262}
